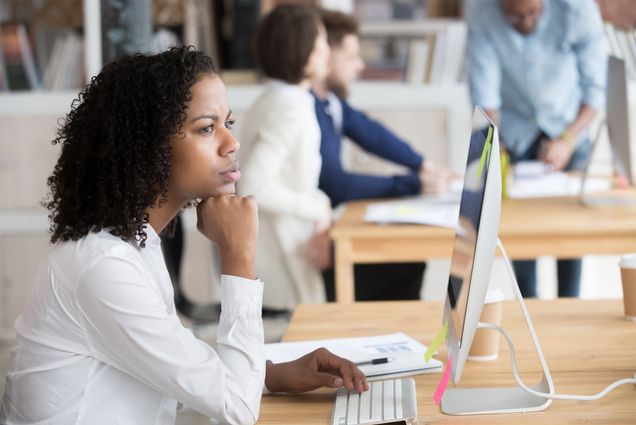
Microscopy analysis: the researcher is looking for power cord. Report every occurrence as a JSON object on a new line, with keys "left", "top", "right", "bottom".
{"left": 479, "top": 321, "right": 636, "bottom": 400}
{"left": 492, "top": 239, "right": 636, "bottom": 401}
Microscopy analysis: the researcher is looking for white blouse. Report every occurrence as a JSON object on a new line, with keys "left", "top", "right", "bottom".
{"left": 1, "top": 226, "right": 265, "bottom": 425}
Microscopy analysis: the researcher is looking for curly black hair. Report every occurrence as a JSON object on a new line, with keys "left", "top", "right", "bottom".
{"left": 45, "top": 46, "right": 218, "bottom": 247}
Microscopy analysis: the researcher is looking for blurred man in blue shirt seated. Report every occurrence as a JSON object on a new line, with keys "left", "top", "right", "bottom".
{"left": 313, "top": 9, "right": 453, "bottom": 301}
{"left": 466, "top": 0, "right": 607, "bottom": 297}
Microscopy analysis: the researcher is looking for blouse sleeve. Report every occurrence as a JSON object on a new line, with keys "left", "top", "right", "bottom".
{"left": 75, "top": 254, "right": 265, "bottom": 425}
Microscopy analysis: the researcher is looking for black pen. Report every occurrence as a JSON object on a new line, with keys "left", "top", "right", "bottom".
{"left": 355, "top": 357, "right": 394, "bottom": 366}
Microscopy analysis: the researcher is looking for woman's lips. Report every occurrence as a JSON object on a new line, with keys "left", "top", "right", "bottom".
{"left": 220, "top": 167, "right": 241, "bottom": 183}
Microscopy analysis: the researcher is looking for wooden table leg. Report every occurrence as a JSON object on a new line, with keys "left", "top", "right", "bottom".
{"left": 334, "top": 239, "right": 355, "bottom": 303}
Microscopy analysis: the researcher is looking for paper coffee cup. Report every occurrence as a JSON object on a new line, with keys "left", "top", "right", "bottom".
{"left": 468, "top": 288, "right": 504, "bottom": 361}
{"left": 619, "top": 254, "right": 636, "bottom": 321}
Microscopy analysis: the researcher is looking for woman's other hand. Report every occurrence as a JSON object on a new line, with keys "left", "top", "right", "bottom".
{"left": 265, "top": 348, "right": 368, "bottom": 394}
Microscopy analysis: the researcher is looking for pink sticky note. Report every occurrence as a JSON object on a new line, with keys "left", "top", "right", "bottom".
{"left": 619, "top": 174, "right": 628, "bottom": 189}
{"left": 433, "top": 354, "right": 452, "bottom": 405}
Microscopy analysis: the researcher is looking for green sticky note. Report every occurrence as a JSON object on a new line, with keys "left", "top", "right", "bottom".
{"left": 424, "top": 321, "right": 449, "bottom": 363}
{"left": 395, "top": 205, "right": 420, "bottom": 216}
{"left": 477, "top": 126, "right": 494, "bottom": 177}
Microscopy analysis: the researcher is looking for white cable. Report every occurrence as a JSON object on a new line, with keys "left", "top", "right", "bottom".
{"left": 479, "top": 322, "right": 636, "bottom": 400}
{"left": 493, "top": 239, "right": 636, "bottom": 401}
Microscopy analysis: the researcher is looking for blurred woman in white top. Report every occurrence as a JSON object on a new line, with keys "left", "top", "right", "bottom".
{"left": 0, "top": 46, "right": 366, "bottom": 425}
{"left": 239, "top": 5, "right": 332, "bottom": 312}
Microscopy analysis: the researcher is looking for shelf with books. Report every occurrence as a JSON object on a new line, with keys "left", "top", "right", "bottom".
{"left": 357, "top": 19, "right": 467, "bottom": 85}
{"left": 0, "top": 0, "right": 219, "bottom": 94}
{"left": 0, "top": 0, "right": 101, "bottom": 92}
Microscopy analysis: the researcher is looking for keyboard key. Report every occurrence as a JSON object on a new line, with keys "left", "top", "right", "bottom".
{"left": 331, "top": 378, "right": 417, "bottom": 425}
{"left": 395, "top": 379, "right": 404, "bottom": 418}
{"left": 359, "top": 387, "right": 371, "bottom": 423}
{"left": 383, "top": 380, "right": 395, "bottom": 420}
{"left": 371, "top": 382, "right": 383, "bottom": 421}
{"left": 346, "top": 392, "right": 359, "bottom": 425}
{"left": 333, "top": 388, "right": 347, "bottom": 423}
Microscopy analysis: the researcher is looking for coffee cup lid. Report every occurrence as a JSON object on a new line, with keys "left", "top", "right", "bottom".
{"left": 619, "top": 253, "right": 636, "bottom": 269}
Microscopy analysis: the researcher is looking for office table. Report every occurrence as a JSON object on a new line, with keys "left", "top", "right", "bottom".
{"left": 330, "top": 193, "right": 636, "bottom": 302}
{"left": 257, "top": 299, "right": 636, "bottom": 424}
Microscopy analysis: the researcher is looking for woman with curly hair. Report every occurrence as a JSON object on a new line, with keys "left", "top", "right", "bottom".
{"left": 0, "top": 46, "right": 366, "bottom": 425}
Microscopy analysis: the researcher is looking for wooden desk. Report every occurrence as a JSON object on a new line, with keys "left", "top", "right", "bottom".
{"left": 331, "top": 194, "right": 636, "bottom": 302}
{"left": 257, "top": 299, "right": 636, "bottom": 424}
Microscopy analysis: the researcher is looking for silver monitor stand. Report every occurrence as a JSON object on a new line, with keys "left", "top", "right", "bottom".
{"left": 441, "top": 239, "right": 555, "bottom": 415}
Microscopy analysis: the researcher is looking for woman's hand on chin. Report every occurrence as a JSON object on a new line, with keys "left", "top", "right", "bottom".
{"left": 196, "top": 195, "right": 258, "bottom": 279}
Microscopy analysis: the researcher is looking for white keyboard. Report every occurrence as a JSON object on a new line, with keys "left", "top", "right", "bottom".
{"left": 330, "top": 378, "right": 419, "bottom": 425}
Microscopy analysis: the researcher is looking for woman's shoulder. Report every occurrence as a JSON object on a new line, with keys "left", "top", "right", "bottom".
{"left": 49, "top": 230, "right": 144, "bottom": 287}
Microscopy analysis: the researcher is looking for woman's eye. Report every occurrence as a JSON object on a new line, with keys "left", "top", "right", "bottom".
{"left": 225, "top": 119, "right": 235, "bottom": 130}
{"left": 200, "top": 125, "right": 214, "bottom": 135}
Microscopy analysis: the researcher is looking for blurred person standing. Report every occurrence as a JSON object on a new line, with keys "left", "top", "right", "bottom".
{"left": 466, "top": 0, "right": 607, "bottom": 297}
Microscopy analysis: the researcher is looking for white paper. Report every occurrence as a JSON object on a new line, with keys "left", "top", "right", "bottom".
{"left": 508, "top": 171, "right": 611, "bottom": 198}
{"left": 364, "top": 195, "right": 460, "bottom": 228}
{"left": 513, "top": 160, "right": 553, "bottom": 179}
{"left": 264, "top": 332, "right": 443, "bottom": 380}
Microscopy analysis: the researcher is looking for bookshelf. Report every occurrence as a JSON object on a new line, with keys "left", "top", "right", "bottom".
{"left": 0, "top": 0, "right": 100, "bottom": 91}
{"left": 358, "top": 19, "right": 466, "bottom": 84}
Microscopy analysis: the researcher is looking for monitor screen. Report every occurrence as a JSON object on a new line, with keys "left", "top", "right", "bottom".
{"left": 607, "top": 56, "right": 633, "bottom": 186}
{"left": 447, "top": 113, "right": 495, "bottom": 347}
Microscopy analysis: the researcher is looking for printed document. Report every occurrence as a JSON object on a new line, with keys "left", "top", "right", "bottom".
{"left": 265, "top": 332, "right": 443, "bottom": 380}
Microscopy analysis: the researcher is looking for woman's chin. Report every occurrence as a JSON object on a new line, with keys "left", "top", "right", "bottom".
{"left": 207, "top": 184, "right": 236, "bottom": 198}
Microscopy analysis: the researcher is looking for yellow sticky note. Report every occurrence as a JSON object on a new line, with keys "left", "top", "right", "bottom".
{"left": 477, "top": 126, "right": 494, "bottom": 177}
{"left": 424, "top": 321, "right": 448, "bottom": 363}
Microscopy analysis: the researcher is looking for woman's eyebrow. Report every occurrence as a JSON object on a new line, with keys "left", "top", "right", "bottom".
{"left": 191, "top": 110, "right": 233, "bottom": 123}
{"left": 191, "top": 114, "right": 219, "bottom": 123}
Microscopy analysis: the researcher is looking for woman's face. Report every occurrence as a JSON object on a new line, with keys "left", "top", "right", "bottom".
{"left": 168, "top": 74, "right": 240, "bottom": 203}
{"left": 304, "top": 24, "right": 331, "bottom": 83}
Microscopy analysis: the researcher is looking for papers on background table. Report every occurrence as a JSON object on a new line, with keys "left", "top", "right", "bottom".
{"left": 508, "top": 161, "right": 612, "bottom": 198}
{"left": 264, "top": 332, "right": 443, "bottom": 381}
{"left": 364, "top": 190, "right": 461, "bottom": 228}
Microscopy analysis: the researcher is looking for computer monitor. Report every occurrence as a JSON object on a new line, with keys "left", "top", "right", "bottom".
{"left": 607, "top": 55, "right": 633, "bottom": 186}
{"left": 443, "top": 106, "right": 501, "bottom": 385}
{"left": 439, "top": 109, "right": 554, "bottom": 416}
{"left": 580, "top": 55, "right": 636, "bottom": 205}
{"left": 438, "top": 107, "right": 633, "bottom": 416}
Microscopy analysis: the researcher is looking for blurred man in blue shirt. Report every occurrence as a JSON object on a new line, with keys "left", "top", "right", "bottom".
{"left": 466, "top": 0, "right": 607, "bottom": 297}
{"left": 313, "top": 9, "right": 453, "bottom": 301}
{"left": 313, "top": 10, "right": 452, "bottom": 207}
